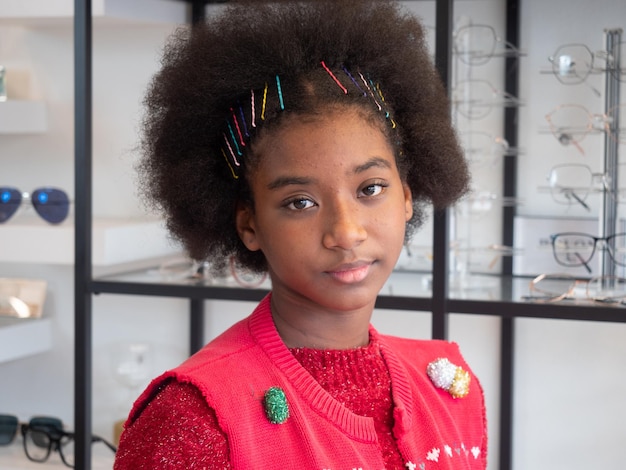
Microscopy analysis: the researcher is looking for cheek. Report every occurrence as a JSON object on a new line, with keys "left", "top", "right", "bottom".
{"left": 382, "top": 204, "right": 410, "bottom": 245}
{"left": 256, "top": 221, "right": 312, "bottom": 258}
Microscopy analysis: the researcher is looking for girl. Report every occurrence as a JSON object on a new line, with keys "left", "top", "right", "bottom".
{"left": 114, "top": 0, "right": 487, "bottom": 468}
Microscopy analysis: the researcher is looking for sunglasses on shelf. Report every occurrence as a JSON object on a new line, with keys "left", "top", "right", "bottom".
{"left": 0, "top": 414, "right": 117, "bottom": 468}
{"left": 0, "top": 187, "right": 70, "bottom": 224}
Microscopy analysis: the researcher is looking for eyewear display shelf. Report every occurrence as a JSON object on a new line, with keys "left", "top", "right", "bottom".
{"left": 68, "top": 3, "right": 625, "bottom": 470}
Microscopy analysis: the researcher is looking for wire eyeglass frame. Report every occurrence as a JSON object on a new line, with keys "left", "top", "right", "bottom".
{"left": 526, "top": 273, "right": 626, "bottom": 305}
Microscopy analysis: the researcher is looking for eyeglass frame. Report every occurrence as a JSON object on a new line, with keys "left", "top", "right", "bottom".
{"left": 157, "top": 255, "right": 268, "bottom": 288}
{"left": 0, "top": 414, "right": 116, "bottom": 468}
{"left": 544, "top": 103, "right": 625, "bottom": 155}
{"left": 453, "top": 24, "right": 523, "bottom": 66}
{"left": 526, "top": 273, "right": 626, "bottom": 305}
{"left": 547, "top": 43, "right": 604, "bottom": 97}
{"left": 452, "top": 78, "right": 523, "bottom": 120}
{"left": 550, "top": 232, "right": 626, "bottom": 274}
{"left": 548, "top": 41, "right": 625, "bottom": 84}
{"left": 546, "top": 163, "right": 626, "bottom": 211}
{"left": 458, "top": 130, "right": 512, "bottom": 169}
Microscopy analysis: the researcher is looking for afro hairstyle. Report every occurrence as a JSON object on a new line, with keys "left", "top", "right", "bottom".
{"left": 138, "top": 0, "right": 470, "bottom": 273}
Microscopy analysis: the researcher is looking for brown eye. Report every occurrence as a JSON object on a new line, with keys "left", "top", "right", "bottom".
{"left": 359, "top": 182, "right": 386, "bottom": 198}
{"left": 286, "top": 197, "right": 315, "bottom": 211}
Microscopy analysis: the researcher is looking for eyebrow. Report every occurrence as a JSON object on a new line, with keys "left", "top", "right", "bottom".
{"left": 354, "top": 156, "right": 393, "bottom": 174}
{"left": 267, "top": 176, "right": 313, "bottom": 190}
{"left": 266, "top": 156, "right": 393, "bottom": 190}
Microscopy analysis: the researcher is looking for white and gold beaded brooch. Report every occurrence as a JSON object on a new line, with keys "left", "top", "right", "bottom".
{"left": 426, "top": 357, "right": 471, "bottom": 399}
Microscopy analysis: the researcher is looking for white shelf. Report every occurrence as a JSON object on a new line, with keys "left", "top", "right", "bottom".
{"left": 0, "top": 316, "right": 52, "bottom": 363}
{"left": 0, "top": 0, "right": 188, "bottom": 25}
{"left": 0, "top": 218, "right": 182, "bottom": 266}
{"left": 0, "top": 100, "right": 46, "bottom": 134}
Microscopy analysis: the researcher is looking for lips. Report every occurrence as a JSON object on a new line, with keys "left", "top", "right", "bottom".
{"left": 326, "top": 261, "right": 372, "bottom": 284}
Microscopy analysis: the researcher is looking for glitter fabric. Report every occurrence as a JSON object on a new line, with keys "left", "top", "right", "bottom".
{"left": 450, "top": 368, "right": 471, "bottom": 399}
{"left": 114, "top": 380, "right": 231, "bottom": 469}
{"left": 427, "top": 357, "right": 457, "bottom": 389}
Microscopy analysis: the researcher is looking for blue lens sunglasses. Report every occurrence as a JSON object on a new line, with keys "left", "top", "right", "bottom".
{"left": 0, "top": 187, "right": 70, "bottom": 224}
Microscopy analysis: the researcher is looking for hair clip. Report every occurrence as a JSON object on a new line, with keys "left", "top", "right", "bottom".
{"left": 342, "top": 66, "right": 367, "bottom": 96}
{"left": 426, "top": 357, "right": 471, "bottom": 398}
{"left": 237, "top": 103, "right": 249, "bottom": 138}
{"left": 230, "top": 108, "right": 246, "bottom": 147}
{"left": 222, "top": 133, "right": 241, "bottom": 171}
{"left": 358, "top": 73, "right": 382, "bottom": 111}
{"left": 250, "top": 89, "right": 257, "bottom": 128}
{"left": 226, "top": 122, "right": 243, "bottom": 156}
{"left": 221, "top": 148, "right": 239, "bottom": 179}
{"left": 263, "top": 387, "right": 289, "bottom": 424}
{"left": 261, "top": 82, "right": 269, "bottom": 121}
{"left": 321, "top": 60, "right": 348, "bottom": 94}
{"left": 275, "top": 75, "right": 285, "bottom": 110}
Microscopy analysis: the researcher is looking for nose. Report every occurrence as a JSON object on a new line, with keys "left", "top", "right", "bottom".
{"left": 322, "top": 198, "right": 367, "bottom": 250}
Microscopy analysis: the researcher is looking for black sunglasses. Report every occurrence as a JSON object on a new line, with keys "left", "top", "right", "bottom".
{"left": 0, "top": 414, "right": 116, "bottom": 468}
{"left": 0, "top": 187, "right": 70, "bottom": 224}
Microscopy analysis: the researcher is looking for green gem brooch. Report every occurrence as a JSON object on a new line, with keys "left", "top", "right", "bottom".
{"left": 263, "top": 387, "right": 290, "bottom": 424}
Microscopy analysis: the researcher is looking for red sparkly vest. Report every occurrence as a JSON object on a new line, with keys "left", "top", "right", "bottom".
{"left": 130, "top": 295, "right": 487, "bottom": 470}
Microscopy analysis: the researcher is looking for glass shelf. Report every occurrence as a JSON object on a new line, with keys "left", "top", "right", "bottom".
{"left": 90, "top": 267, "right": 626, "bottom": 322}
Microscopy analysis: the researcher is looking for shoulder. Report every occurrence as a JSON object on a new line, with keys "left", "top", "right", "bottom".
{"left": 114, "top": 380, "right": 231, "bottom": 469}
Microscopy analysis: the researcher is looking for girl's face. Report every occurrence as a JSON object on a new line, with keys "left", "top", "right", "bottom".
{"left": 237, "top": 108, "right": 413, "bottom": 316}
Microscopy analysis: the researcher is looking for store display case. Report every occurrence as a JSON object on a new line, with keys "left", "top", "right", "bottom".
{"left": 2, "top": 0, "right": 624, "bottom": 469}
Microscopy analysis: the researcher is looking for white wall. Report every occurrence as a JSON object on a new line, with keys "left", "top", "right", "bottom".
{"left": 1, "top": 1, "right": 625, "bottom": 470}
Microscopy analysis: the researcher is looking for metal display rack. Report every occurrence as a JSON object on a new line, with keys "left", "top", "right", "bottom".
{"left": 71, "top": 1, "right": 626, "bottom": 469}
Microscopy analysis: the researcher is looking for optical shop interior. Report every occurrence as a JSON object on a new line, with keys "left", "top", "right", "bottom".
{"left": 1, "top": 0, "right": 625, "bottom": 469}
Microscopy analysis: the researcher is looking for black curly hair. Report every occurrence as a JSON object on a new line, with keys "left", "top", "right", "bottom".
{"left": 138, "top": 0, "right": 469, "bottom": 273}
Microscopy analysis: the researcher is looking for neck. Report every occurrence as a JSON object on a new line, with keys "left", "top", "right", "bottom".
{"left": 270, "top": 294, "right": 372, "bottom": 350}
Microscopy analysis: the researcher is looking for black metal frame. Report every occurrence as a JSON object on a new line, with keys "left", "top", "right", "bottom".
{"left": 72, "top": 1, "right": 626, "bottom": 469}
{"left": 74, "top": 0, "right": 93, "bottom": 467}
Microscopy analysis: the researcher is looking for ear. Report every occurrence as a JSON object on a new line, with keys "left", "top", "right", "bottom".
{"left": 236, "top": 202, "right": 261, "bottom": 252}
{"left": 403, "top": 183, "right": 413, "bottom": 222}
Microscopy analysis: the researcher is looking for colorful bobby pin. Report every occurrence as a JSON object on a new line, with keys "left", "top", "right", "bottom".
{"left": 220, "top": 62, "right": 397, "bottom": 178}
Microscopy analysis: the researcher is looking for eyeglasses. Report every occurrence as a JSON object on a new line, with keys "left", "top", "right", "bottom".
{"left": 546, "top": 163, "right": 626, "bottom": 211}
{"left": 158, "top": 257, "right": 213, "bottom": 283}
{"left": 0, "top": 414, "right": 116, "bottom": 468}
{"left": 0, "top": 187, "right": 70, "bottom": 224}
{"left": 456, "top": 190, "right": 522, "bottom": 217}
{"left": 452, "top": 79, "right": 522, "bottom": 120}
{"left": 459, "top": 131, "right": 512, "bottom": 169}
{"left": 229, "top": 256, "right": 268, "bottom": 288}
{"left": 548, "top": 43, "right": 604, "bottom": 96}
{"left": 548, "top": 42, "right": 626, "bottom": 87}
{"left": 157, "top": 255, "right": 268, "bottom": 288}
{"left": 550, "top": 232, "right": 626, "bottom": 274}
{"left": 453, "top": 24, "right": 522, "bottom": 66}
{"left": 526, "top": 273, "right": 626, "bottom": 305}
{"left": 450, "top": 243, "right": 522, "bottom": 271}
{"left": 545, "top": 103, "right": 626, "bottom": 155}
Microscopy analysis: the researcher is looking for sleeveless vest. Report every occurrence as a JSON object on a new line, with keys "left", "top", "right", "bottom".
{"left": 129, "top": 294, "right": 487, "bottom": 469}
